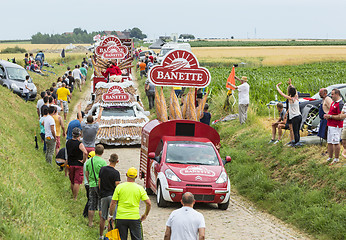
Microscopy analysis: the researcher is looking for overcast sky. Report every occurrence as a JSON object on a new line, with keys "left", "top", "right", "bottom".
{"left": 2, "top": 0, "right": 345, "bottom": 40}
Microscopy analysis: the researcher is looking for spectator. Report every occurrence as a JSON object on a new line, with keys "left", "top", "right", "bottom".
{"left": 173, "top": 87, "right": 183, "bottom": 98}
{"left": 200, "top": 103, "right": 211, "bottom": 126}
{"left": 24, "top": 53, "right": 30, "bottom": 69}
{"left": 55, "top": 147, "right": 67, "bottom": 171}
{"left": 85, "top": 144, "right": 107, "bottom": 227}
{"left": 324, "top": 89, "right": 344, "bottom": 164}
{"left": 35, "top": 50, "right": 45, "bottom": 69}
{"left": 65, "top": 66, "right": 71, "bottom": 76}
{"left": 88, "top": 56, "right": 93, "bottom": 68}
{"left": 276, "top": 81, "right": 302, "bottom": 147}
{"left": 144, "top": 56, "right": 150, "bottom": 73}
{"left": 56, "top": 83, "right": 71, "bottom": 120}
{"left": 317, "top": 88, "right": 332, "bottom": 140}
{"left": 29, "top": 53, "right": 34, "bottom": 63}
{"left": 66, "top": 106, "right": 84, "bottom": 140}
{"left": 83, "top": 151, "right": 96, "bottom": 218}
{"left": 23, "top": 75, "right": 32, "bottom": 102}
{"left": 99, "top": 153, "right": 121, "bottom": 239}
{"left": 269, "top": 102, "right": 286, "bottom": 144}
{"left": 145, "top": 79, "right": 155, "bottom": 109}
{"left": 82, "top": 58, "right": 88, "bottom": 67}
{"left": 67, "top": 71, "right": 75, "bottom": 93}
{"left": 72, "top": 65, "right": 82, "bottom": 92}
{"left": 164, "top": 192, "right": 205, "bottom": 240}
{"left": 52, "top": 107, "right": 66, "bottom": 154}
{"left": 56, "top": 77, "right": 63, "bottom": 88}
{"left": 49, "top": 96, "right": 62, "bottom": 113}
{"left": 40, "top": 96, "right": 49, "bottom": 117}
{"left": 102, "top": 62, "right": 122, "bottom": 82}
{"left": 108, "top": 167, "right": 151, "bottom": 240}
{"left": 39, "top": 107, "right": 48, "bottom": 153}
{"left": 229, "top": 76, "right": 250, "bottom": 124}
{"left": 49, "top": 87, "right": 57, "bottom": 103}
{"left": 80, "top": 64, "right": 87, "bottom": 82}
{"left": 148, "top": 52, "right": 154, "bottom": 63}
{"left": 139, "top": 60, "right": 146, "bottom": 79}
{"left": 43, "top": 106, "right": 56, "bottom": 164}
{"left": 66, "top": 127, "right": 88, "bottom": 200}
{"left": 37, "top": 91, "right": 47, "bottom": 119}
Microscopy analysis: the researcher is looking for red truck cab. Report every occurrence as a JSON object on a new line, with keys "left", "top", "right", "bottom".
{"left": 140, "top": 119, "right": 231, "bottom": 210}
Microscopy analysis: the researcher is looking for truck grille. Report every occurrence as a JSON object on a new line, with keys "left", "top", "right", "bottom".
{"left": 194, "top": 194, "right": 214, "bottom": 202}
{"left": 186, "top": 184, "right": 212, "bottom": 188}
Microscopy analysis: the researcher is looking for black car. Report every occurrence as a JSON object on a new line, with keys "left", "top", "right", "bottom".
{"left": 0, "top": 60, "right": 37, "bottom": 100}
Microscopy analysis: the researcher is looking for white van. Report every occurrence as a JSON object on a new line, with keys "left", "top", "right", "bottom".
{"left": 157, "top": 43, "right": 191, "bottom": 63}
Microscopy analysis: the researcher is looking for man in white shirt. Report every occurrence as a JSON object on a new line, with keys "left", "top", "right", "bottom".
{"left": 164, "top": 192, "right": 205, "bottom": 240}
{"left": 23, "top": 75, "right": 32, "bottom": 102}
{"left": 44, "top": 106, "right": 56, "bottom": 164}
{"left": 37, "top": 91, "right": 47, "bottom": 119}
{"left": 72, "top": 65, "right": 82, "bottom": 92}
{"left": 229, "top": 76, "right": 250, "bottom": 124}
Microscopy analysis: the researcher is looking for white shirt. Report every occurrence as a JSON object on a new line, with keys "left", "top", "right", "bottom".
{"left": 23, "top": 80, "right": 29, "bottom": 93}
{"left": 237, "top": 82, "right": 250, "bottom": 105}
{"left": 37, "top": 99, "right": 44, "bottom": 115}
{"left": 166, "top": 206, "right": 205, "bottom": 240}
{"left": 44, "top": 115, "right": 56, "bottom": 139}
{"left": 72, "top": 69, "right": 82, "bottom": 79}
{"left": 342, "top": 105, "right": 346, "bottom": 129}
{"left": 49, "top": 104, "right": 62, "bottom": 112}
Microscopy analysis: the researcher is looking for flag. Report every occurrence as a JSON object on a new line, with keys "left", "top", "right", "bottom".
{"left": 60, "top": 48, "right": 65, "bottom": 58}
{"left": 226, "top": 66, "right": 235, "bottom": 90}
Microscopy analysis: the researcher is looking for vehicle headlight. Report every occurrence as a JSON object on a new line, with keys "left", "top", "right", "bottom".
{"left": 32, "top": 85, "right": 37, "bottom": 91}
{"left": 165, "top": 169, "right": 181, "bottom": 182}
{"left": 11, "top": 83, "right": 19, "bottom": 91}
{"left": 216, "top": 171, "right": 228, "bottom": 184}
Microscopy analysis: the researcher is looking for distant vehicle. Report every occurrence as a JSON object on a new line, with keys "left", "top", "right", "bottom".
{"left": 0, "top": 60, "right": 37, "bottom": 100}
{"left": 157, "top": 43, "right": 192, "bottom": 63}
{"left": 139, "top": 50, "right": 157, "bottom": 61}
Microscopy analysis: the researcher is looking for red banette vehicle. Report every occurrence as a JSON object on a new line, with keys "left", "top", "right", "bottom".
{"left": 140, "top": 119, "right": 231, "bottom": 210}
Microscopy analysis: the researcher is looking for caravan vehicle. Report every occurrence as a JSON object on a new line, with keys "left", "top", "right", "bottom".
{"left": 157, "top": 43, "right": 191, "bottom": 63}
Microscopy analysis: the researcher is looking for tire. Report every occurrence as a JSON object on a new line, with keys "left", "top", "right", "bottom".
{"left": 218, "top": 198, "right": 230, "bottom": 210}
{"left": 157, "top": 182, "right": 168, "bottom": 208}
{"left": 146, "top": 187, "right": 154, "bottom": 195}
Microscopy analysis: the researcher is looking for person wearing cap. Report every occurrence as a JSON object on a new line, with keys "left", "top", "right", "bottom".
{"left": 66, "top": 103, "right": 84, "bottom": 140}
{"left": 108, "top": 167, "right": 151, "bottom": 240}
{"left": 66, "top": 127, "right": 88, "bottom": 200}
{"left": 85, "top": 144, "right": 107, "bottom": 227}
{"left": 229, "top": 76, "right": 250, "bottom": 124}
{"left": 83, "top": 151, "right": 96, "bottom": 218}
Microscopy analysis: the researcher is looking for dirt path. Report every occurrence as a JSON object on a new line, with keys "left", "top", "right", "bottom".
{"left": 72, "top": 78, "right": 309, "bottom": 240}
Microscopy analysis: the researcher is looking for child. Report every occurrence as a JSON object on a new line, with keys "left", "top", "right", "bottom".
{"left": 200, "top": 103, "right": 211, "bottom": 125}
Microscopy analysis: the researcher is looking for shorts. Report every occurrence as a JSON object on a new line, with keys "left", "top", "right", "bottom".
{"left": 341, "top": 128, "right": 346, "bottom": 140}
{"left": 89, "top": 187, "right": 101, "bottom": 211}
{"left": 85, "top": 147, "right": 95, "bottom": 154}
{"left": 55, "top": 136, "right": 61, "bottom": 149}
{"left": 101, "top": 195, "right": 117, "bottom": 220}
{"left": 69, "top": 165, "right": 84, "bottom": 184}
{"left": 327, "top": 126, "right": 342, "bottom": 144}
{"left": 58, "top": 100, "right": 69, "bottom": 113}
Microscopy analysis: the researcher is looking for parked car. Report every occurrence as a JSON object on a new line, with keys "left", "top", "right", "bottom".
{"left": 139, "top": 50, "right": 157, "bottom": 61}
{"left": 0, "top": 60, "right": 37, "bottom": 100}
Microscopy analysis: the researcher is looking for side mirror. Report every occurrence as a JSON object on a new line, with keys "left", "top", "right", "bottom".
{"left": 148, "top": 152, "right": 156, "bottom": 159}
{"left": 226, "top": 156, "right": 232, "bottom": 163}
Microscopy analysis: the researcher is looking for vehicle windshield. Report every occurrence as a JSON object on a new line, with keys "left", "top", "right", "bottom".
{"left": 102, "top": 107, "right": 136, "bottom": 117}
{"left": 166, "top": 141, "right": 220, "bottom": 165}
{"left": 6, "top": 67, "right": 30, "bottom": 82}
{"left": 159, "top": 48, "right": 173, "bottom": 57}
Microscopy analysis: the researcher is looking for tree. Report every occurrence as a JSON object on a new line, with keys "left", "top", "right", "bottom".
{"left": 179, "top": 34, "right": 195, "bottom": 39}
{"left": 130, "top": 27, "right": 146, "bottom": 40}
{"left": 73, "top": 28, "right": 87, "bottom": 35}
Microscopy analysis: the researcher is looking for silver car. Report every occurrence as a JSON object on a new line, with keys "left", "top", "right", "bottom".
{"left": 0, "top": 60, "right": 37, "bottom": 100}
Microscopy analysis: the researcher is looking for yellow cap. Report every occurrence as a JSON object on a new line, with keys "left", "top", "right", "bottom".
{"left": 127, "top": 167, "right": 138, "bottom": 178}
{"left": 88, "top": 151, "right": 95, "bottom": 159}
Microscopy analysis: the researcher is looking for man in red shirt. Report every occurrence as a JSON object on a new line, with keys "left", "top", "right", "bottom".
{"left": 102, "top": 62, "right": 122, "bottom": 82}
{"left": 324, "top": 89, "right": 344, "bottom": 164}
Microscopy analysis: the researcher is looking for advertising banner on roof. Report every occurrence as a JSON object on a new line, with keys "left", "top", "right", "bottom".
{"left": 148, "top": 50, "right": 211, "bottom": 88}
{"left": 102, "top": 85, "right": 130, "bottom": 102}
{"left": 95, "top": 35, "right": 129, "bottom": 60}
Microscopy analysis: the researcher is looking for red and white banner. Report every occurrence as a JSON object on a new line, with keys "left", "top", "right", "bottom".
{"left": 95, "top": 35, "right": 129, "bottom": 60}
{"left": 148, "top": 50, "right": 211, "bottom": 88}
{"left": 102, "top": 85, "right": 130, "bottom": 102}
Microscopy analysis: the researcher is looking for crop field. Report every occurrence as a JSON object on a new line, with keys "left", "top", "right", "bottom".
{"left": 192, "top": 46, "right": 346, "bottom": 66}
{"left": 0, "top": 43, "right": 90, "bottom": 51}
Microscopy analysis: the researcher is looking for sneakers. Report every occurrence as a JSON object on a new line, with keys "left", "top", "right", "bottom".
{"left": 274, "top": 140, "right": 281, "bottom": 144}
{"left": 294, "top": 142, "right": 303, "bottom": 148}
{"left": 285, "top": 141, "right": 294, "bottom": 146}
{"left": 269, "top": 139, "right": 276, "bottom": 144}
{"left": 329, "top": 158, "right": 339, "bottom": 165}
{"left": 326, "top": 158, "right": 333, "bottom": 163}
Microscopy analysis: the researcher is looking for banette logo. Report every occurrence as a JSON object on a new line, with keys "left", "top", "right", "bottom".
{"left": 180, "top": 166, "right": 215, "bottom": 177}
{"left": 102, "top": 85, "right": 130, "bottom": 102}
{"left": 148, "top": 50, "right": 211, "bottom": 88}
{"left": 95, "top": 36, "right": 128, "bottom": 59}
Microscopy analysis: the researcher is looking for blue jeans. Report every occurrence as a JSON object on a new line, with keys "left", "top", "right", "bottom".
{"left": 24, "top": 93, "right": 29, "bottom": 102}
{"left": 40, "top": 133, "right": 46, "bottom": 152}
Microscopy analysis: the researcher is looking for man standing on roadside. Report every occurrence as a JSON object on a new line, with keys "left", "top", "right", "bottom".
{"left": 317, "top": 88, "right": 332, "bottom": 140}
{"left": 85, "top": 144, "right": 107, "bottom": 227}
{"left": 72, "top": 65, "right": 83, "bottom": 92}
{"left": 66, "top": 105, "right": 84, "bottom": 140}
{"left": 43, "top": 106, "right": 56, "bottom": 164}
{"left": 108, "top": 167, "right": 151, "bottom": 240}
{"left": 56, "top": 83, "right": 71, "bottom": 121}
{"left": 99, "top": 153, "right": 121, "bottom": 239}
{"left": 324, "top": 89, "right": 344, "bottom": 165}
{"left": 229, "top": 76, "right": 250, "bottom": 124}
{"left": 164, "top": 192, "right": 205, "bottom": 240}
{"left": 79, "top": 105, "right": 103, "bottom": 154}
{"left": 37, "top": 91, "right": 47, "bottom": 119}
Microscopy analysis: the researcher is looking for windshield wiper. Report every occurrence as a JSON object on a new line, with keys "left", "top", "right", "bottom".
{"left": 167, "top": 161, "right": 187, "bottom": 164}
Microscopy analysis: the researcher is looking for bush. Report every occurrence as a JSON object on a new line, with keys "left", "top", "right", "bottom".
{"left": 0, "top": 46, "right": 27, "bottom": 54}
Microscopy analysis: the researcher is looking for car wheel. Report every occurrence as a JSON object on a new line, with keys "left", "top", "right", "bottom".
{"left": 305, "top": 107, "right": 319, "bottom": 127}
{"left": 146, "top": 187, "right": 154, "bottom": 195}
{"left": 217, "top": 198, "right": 230, "bottom": 210}
{"left": 157, "top": 182, "right": 168, "bottom": 208}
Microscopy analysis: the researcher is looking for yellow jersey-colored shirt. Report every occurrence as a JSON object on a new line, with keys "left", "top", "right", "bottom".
{"left": 56, "top": 87, "right": 70, "bottom": 101}
{"left": 112, "top": 182, "right": 149, "bottom": 219}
